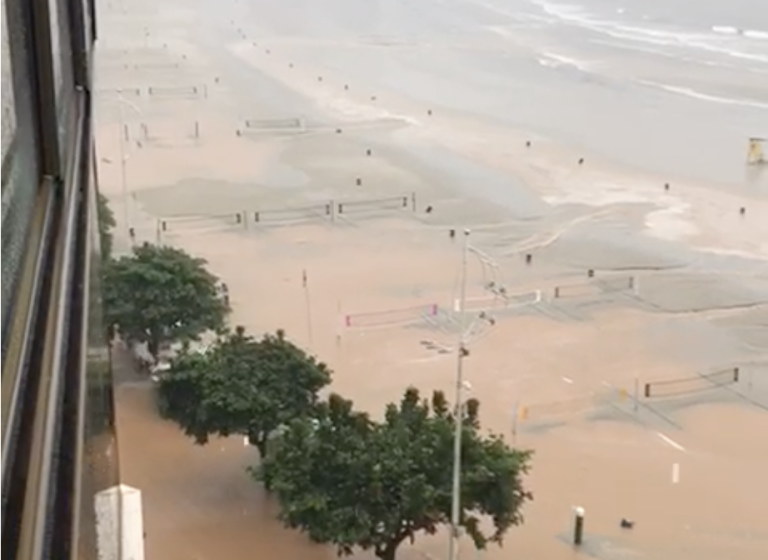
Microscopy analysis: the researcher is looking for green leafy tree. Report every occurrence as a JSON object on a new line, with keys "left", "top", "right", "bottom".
{"left": 96, "top": 192, "right": 116, "bottom": 261}
{"left": 157, "top": 327, "right": 331, "bottom": 457}
{"left": 103, "top": 242, "right": 228, "bottom": 357}
{"left": 257, "top": 387, "right": 533, "bottom": 560}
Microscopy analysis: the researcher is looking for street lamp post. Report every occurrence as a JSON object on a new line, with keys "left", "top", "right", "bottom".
{"left": 118, "top": 101, "right": 130, "bottom": 238}
{"left": 448, "top": 228, "right": 470, "bottom": 560}
{"left": 114, "top": 94, "right": 142, "bottom": 239}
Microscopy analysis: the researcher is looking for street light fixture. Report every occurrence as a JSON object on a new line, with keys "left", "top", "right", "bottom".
{"left": 448, "top": 228, "right": 470, "bottom": 560}
{"left": 445, "top": 231, "right": 503, "bottom": 560}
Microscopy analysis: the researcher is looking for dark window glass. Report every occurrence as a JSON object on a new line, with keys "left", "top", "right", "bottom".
{"left": 1, "top": 0, "right": 41, "bottom": 362}
{"left": 51, "top": 0, "right": 75, "bottom": 154}
{"left": 1, "top": 4, "right": 16, "bottom": 159}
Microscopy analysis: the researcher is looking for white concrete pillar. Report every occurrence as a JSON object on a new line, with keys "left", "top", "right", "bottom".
{"left": 95, "top": 484, "right": 145, "bottom": 560}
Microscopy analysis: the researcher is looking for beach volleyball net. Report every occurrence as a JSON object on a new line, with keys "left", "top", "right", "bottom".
{"left": 147, "top": 85, "right": 203, "bottom": 99}
{"left": 513, "top": 386, "right": 631, "bottom": 432}
{"left": 158, "top": 212, "right": 243, "bottom": 234}
{"left": 553, "top": 275, "right": 637, "bottom": 299}
{"left": 642, "top": 367, "right": 740, "bottom": 399}
{"left": 252, "top": 203, "right": 332, "bottom": 224}
{"left": 458, "top": 289, "right": 542, "bottom": 314}
{"left": 237, "top": 117, "right": 305, "bottom": 135}
{"left": 336, "top": 195, "right": 412, "bottom": 215}
{"left": 140, "top": 120, "right": 200, "bottom": 142}
{"left": 517, "top": 394, "right": 600, "bottom": 424}
{"left": 344, "top": 303, "right": 439, "bottom": 329}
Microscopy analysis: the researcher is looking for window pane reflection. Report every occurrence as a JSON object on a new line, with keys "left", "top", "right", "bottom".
{"left": 1, "top": 0, "right": 41, "bottom": 362}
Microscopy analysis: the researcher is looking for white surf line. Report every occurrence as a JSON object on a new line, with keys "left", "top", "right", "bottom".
{"left": 657, "top": 432, "right": 686, "bottom": 452}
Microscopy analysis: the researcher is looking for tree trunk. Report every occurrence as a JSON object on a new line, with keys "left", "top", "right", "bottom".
{"left": 147, "top": 333, "right": 161, "bottom": 361}
{"left": 376, "top": 542, "right": 399, "bottom": 560}
{"left": 253, "top": 434, "right": 268, "bottom": 458}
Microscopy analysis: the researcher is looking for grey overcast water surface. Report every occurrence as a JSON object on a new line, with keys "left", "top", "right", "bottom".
{"left": 202, "top": 0, "right": 768, "bottom": 190}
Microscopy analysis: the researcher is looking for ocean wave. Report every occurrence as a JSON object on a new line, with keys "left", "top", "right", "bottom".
{"left": 529, "top": 0, "right": 768, "bottom": 65}
{"left": 713, "top": 26, "right": 768, "bottom": 41}
{"left": 712, "top": 25, "right": 740, "bottom": 35}
{"left": 590, "top": 37, "right": 768, "bottom": 75}
{"left": 471, "top": 0, "right": 558, "bottom": 26}
{"left": 536, "top": 51, "right": 593, "bottom": 71}
{"left": 638, "top": 80, "right": 768, "bottom": 111}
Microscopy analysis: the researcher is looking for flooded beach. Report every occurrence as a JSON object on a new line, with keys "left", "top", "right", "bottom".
{"left": 96, "top": 0, "right": 767, "bottom": 558}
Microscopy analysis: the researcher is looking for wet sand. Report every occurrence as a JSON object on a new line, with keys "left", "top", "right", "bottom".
{"left": 96, "top": 0, "right": 768, "bottom": 559}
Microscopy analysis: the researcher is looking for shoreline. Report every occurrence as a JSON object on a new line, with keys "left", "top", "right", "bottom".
{"left": 225, "top": 39, "right": 768, "bottom": 263}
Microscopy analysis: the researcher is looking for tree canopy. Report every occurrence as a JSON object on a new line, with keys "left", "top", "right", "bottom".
{"left": 157, "top": 326, "right": 332, "bottom": 457}
{"left": 257, "top": 387, "right": 533, "bottom": 560}
{"left": 96, "top": 192, "right": 116, "bottom": 261}
{"left": 102, "top": 242, "right": 228, "bottom": 356}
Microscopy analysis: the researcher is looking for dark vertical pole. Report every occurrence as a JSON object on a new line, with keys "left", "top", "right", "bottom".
{"left": 573, "top": 507, "right": 585, "bottom": 546}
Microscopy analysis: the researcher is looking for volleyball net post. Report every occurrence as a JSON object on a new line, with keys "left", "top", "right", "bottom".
{"left": 342, "top": 303, "right": 440, "bottom": 330}
{"left": 642, "top": 367, "right": 740, "bottom": 399}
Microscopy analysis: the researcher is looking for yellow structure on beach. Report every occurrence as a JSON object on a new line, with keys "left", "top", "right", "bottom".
{"left": 747, "top": 137, "right": 766, "bottom": 164}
